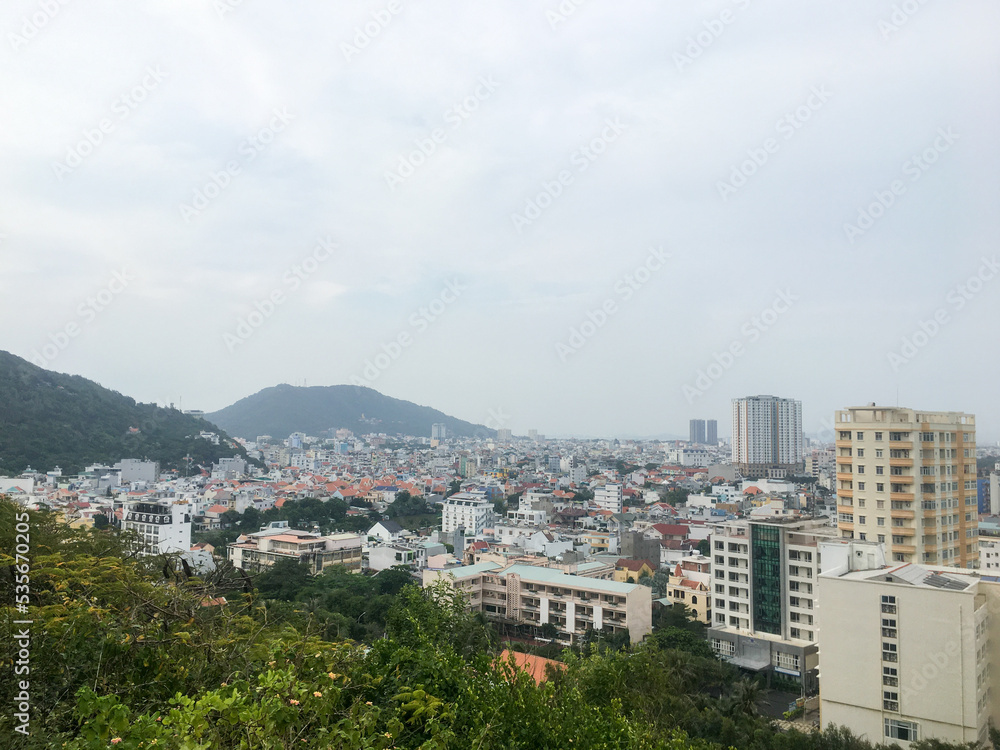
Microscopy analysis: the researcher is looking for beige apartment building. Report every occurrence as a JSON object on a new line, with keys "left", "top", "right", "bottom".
{"left": 228, "top": 528, "right": 363, "bottom": 574}
{"left": 423, "top": 560, "right": 652, "bottom": 644}
{"left": 835, "top": 406, "right": 978, "bottom": 568}
{"left": 818, "top": 540, "right": 1000, "bottom": 746}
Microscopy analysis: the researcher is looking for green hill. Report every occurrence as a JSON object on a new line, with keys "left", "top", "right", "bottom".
{"left": 0, "top": 351, "right": 256, "bottom": 475}
{"left": 205, "top": 383, "right": 494, "bottom": 440}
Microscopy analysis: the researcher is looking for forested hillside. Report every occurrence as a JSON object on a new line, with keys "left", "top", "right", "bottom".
{"left": 0, "top": 351, "right": 256, "bottom": 475}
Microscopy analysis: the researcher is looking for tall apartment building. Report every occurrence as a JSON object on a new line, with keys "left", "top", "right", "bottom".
{"left": 441, "top": 491, "right": 493, "bottom": 537}
{"left": 707, "top": 419, "right": 718, "bottom": 446}
{"left": 690, "top": 419, "right": 707, "bottom": 445}
{"left": 423, "top": 560, "right": 652, "bottom": 644}
{"left": 834, "top": 406, "right": 978, "bottom": 568}
{"left": 594, "top": 483, "right": 623, "bottom": 514}
{"left": 818, "top": 540, "right": 1000, "bottom": 746}
{"left": 121, "top": 499, "right": 192, "bottom": 555}
{"left": 431, "top": 423, "right": 447, "bottom": 440}
{"left": 707, "top": 516, "right": 838, "bottom": 692}
{"left": 732, "top": 396, "right": 804, "bottom": 478}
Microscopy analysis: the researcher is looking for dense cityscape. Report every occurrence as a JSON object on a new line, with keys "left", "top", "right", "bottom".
{"left": 4, "top": 388, "right": 1000, "bottom": 747}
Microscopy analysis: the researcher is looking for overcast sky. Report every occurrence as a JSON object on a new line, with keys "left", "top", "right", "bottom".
{"left": 3, "top": 0, "right": 999, "bottom": 441}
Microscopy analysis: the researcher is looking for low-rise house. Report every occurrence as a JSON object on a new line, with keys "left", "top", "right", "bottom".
{"left": 665, "top": 554, "right": 712, "bottom": 624}
{"left": 614, "top": 558, "right": 655, "bottom": 583}
{"left": 369, "top": 519, "right": 406, "bottom": 543}
{"left": 228, "top": 529, "right": 363, "bottom": 574}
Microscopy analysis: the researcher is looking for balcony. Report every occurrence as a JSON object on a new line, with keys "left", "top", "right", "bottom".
{"left": 835, "top": 440, "right": 853, "bottom": 449}
{"left": 891, "top": 544, "right": 916, "bottom": 555}
{"left": 890, "top": 492, "right": 914, "bottom": 502}
{"left": 889, "top": 475, "right": 914, "bottom": 484}
{"left": 889, "top": 526, "right": 915, "bottom": 536}
{"left": 889, "top": 458, "right": 913, "bottom": 467}
{"left": 837, "top": 472, "right": 854, "bottom": 482}
{"left": 837, "top": 505, "right": 856, "bottom": 515}
{"left": 840, "top": 523, "right": 854, "bottom": 532}
{"left": 889, "top": 441, "right": 913, "bottom": 450}
{"left": 890, "top": 509, "right": 915, "bottom": 520}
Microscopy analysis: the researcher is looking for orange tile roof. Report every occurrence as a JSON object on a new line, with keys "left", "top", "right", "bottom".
{"left": 497, "top": 651, "right": 566, "bottom": 684}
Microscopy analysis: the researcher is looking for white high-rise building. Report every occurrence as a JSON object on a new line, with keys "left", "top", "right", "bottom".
{"left": 594, "top": 483, "right": 623, "bottom": 514}
{"left": 431, "top": 423, "right": 447, "bottom": 440}
{"left": 834, "top": 406, "right": 978, "bottom": 568}
{"left": 731, "top": 396, "right": 804, "bottom": 478}
{"left": 441, "top": 491, "right": 493, "bottom": 537}
{"left": 818, "top": 541, "right": 1000, "bottom": 747}
{"left": 707, "top": 516, "right": 837, "bottom": 693}
{"left": 121, "top": 499, "right": 192, "bottom": 555}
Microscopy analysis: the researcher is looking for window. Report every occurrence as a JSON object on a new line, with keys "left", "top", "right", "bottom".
{"left": 858, "top": 482, "right": 866, "bottom": 491}
{"left": 885, "top": 719, "right": 918, "bottom": 741}
{"left": 857, "top": 432, "right": 864, "bottom": 440}
{"left": 858, "top": 448, "right": 865, "bottom": 457}
{"left": 877, "top": 517, "right": 885, "bottom": 526}
{"left": 859, "top": 532, "right": 867, "bottom": 540}
{"left": 883, "top": 691, "right": 899, "bottom": 711}
{"left": 859, "top": 516, "right": 866, "bottom": 524}
{"left": 882, "top": 642, "right": 898, "bottom": 662}
{"left": 877, "top": 483, "right": 884, "bottom": 492}
{"left": 878, "top": 534, "right": 885, "bottom": 542}
{"left": 876, "top": 466, "right": 884, "bottom": 475}
{"left": 882, "top": 666, "right": 898, "bottom": 686}
{"left": 876, "top": 449, "right": 883, "bottom": 458}
{"left": 875, "top": 432, "right": 883, "bottom": 441}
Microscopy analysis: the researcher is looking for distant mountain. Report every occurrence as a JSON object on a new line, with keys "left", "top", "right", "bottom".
{"left": 206, "top": 384, "right": 494, "bottom": 440}
{"left": 0, "top": 351, "right": 255, "bottom": 476}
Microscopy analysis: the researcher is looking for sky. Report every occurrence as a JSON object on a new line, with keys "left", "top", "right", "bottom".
{"left": 2, "top": 0, "right": 999, "bottom": 442}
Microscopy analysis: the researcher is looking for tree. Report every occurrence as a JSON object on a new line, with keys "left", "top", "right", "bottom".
{"left": 447, "top": 479, "right": 461, "bottom": 497}
{"left": 255, "top": 558, "right": 312, "bottom": 601}
{"left": 659, "top": 488, "right": 689, "bottom": 506}
{"left": 697, "top": 539, "right": 711, "bottom": 556}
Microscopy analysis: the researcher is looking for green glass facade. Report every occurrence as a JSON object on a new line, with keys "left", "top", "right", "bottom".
{"left": 751, "top": 524, "right": 782, "bottom": 635}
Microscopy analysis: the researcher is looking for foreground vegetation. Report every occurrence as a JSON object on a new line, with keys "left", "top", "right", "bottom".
{"left": 1, "top": 499, "right": 994, "bottom": 749}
